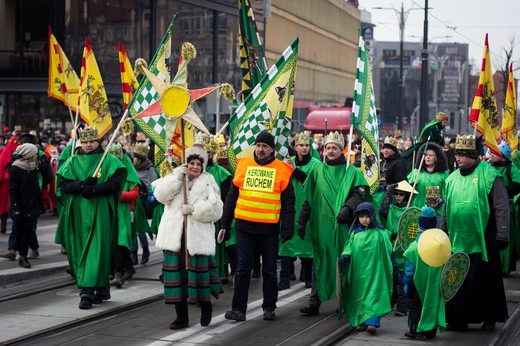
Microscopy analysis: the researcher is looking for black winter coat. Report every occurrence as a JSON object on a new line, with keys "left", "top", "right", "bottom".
{"left": 9, "top": 165, "right": 44, "bottom": 220}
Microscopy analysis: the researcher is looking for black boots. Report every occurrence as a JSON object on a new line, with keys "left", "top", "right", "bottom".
{"left": 0, "top": 213, "right": 7, "bottom": 234}
{"left": 131, "top": 250, "right": 138, "bottom": 265}
{"left": 169, "top": 299, "right": 189, "bottom": 329}
{"left": 18, "top": 256, "right": 31, "bottom": 268}
{"left": 199, "top": 300, "right": 212, "bottom": 326}
{"left": 141, "top": 247, "right": 150, "bottom": 264}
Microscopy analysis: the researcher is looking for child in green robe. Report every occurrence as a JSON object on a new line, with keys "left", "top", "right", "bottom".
{"left": 338, "top": 202, "right": 393, "bottom": 336}
{"left": 403, "top": 207, "right": 446, "bottom": 339}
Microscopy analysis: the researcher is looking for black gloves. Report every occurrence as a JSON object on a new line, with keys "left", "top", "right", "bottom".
{"left": 83, "top": 177, "right": 98, "bottom": 187}
{"left": 338, "top": 255, "right": 351, "bottom": 268}
{"left": 336, "top": 206, "right": 353, "bottom": 224}
{"left": 81, "top": 186, "right": 96, "bottom": 200}
{"left": 297, "top": 224, "right": 306, "bottom": 240}
{"left": 281, "top": 233, "right": 293, "bottom": 244}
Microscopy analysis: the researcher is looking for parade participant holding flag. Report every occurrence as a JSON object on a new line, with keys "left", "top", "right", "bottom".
{"left": 221, "top": 131, "right": 295, "bottom": 322}
{"left": 440, "top": 134, "right": 509, "bottom": 331}
{"left": 57, "top": 126, "right": 127, "bottom": 310}
{"left": 153, "top": 145, "right": 223, "bottom": 329}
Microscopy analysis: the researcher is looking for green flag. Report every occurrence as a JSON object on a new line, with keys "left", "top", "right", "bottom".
{"left": 239, "top": 0, "right": 268, "bottom": 102}
{"left": 129, "top": 14, "right": 178, "bottom": 169}
{"left": 351, "top": 36, "right": 380, "bottom": 194}
{"left": 228, "top": 38, "right": 299, "bottom": 171}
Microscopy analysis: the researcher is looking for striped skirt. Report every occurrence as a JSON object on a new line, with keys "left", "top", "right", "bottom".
{"left": 163, "top": 247, "right": 221, "bottom": 304}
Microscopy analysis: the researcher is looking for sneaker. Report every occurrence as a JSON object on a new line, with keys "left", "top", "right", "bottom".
{"left": 277, "top": 280, "right": 290, "bottom": 290}
{"left": 225, "top": 310, "right": 246, "bottom": 322}
{"left": 263, "top": 310, "right": 276, "bottom": 320}
{"left": 27, "top": 249, "right": 39, "bottom": 259}
{"left": 300, "top": 306, "right": 319, "bottom": 315}
{"left": 92, "top": 292, "right": 111, "bottom": 304}
{"left": 0, "top": 249, "right": 16, "bottom": 260}
{"left": 366, "top": 325, "right": 377, "bottom": 335}
{"left": 123, "top": 267, "right": 136, "bottom": 281}
{"left": 79, "top": 297, "right": 93, "bottom": 310}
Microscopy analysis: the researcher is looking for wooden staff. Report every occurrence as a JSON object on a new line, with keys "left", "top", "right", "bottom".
{"left": 180, "top": 117, "right": 190, "bottom": 265}
{"left": 406, "top": 136, "right": 430, "bottom": 208}
{"left": 92, "top": 108, "right": 129, "bottom": 178}
{"left": 323, "top": 119, "right": 328, "bottom": 163}
{"left": 346, "top": 125, "right": 354, "bottom": 169}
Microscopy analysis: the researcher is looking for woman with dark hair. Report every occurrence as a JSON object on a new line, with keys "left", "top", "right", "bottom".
{"left": 407, "top": 142, "right": 449, "bottom": 210}
{"left": 152, "top": 146, "right": 223, "bottom": 329}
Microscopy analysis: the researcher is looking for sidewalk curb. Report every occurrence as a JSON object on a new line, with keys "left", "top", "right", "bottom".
{"left": 0, "top": 263, "right": 69, "bottom": 286}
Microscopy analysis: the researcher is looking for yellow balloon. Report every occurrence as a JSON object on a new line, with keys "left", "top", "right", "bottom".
{"left": 417, "top": 228, "right": 452, "bottom": 267}
{"left": 161, "top": 85, "right": 190, "bottom": 118}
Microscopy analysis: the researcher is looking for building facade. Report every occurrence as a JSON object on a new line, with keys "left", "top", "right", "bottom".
{"left": 0, "top": 0, "right": 360, "bottom": 135}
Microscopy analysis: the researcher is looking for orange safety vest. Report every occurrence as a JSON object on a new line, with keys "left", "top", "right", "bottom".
{"left": 233, "top": 157, "right": 292, "bottom": 223}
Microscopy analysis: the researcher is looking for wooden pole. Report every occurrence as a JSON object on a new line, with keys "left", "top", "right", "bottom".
{"left": 180, "top": 117, "right": 189, "bottom": 266}
{"left": 346, "top": 125, "right": 354, "bottom": 169}
{"left": 406, "top": 137, "right": 430, "bottom": 208}
{"left": 92, "top": 109, "right": 129, "bottom": 177}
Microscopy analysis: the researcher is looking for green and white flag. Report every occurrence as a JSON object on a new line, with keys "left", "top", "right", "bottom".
{"left": 129, "top": 14, "right": 178, "bottom": 168}
{"left": 351, "top": 36, "right": 380, "bottom": 194}
{"left": 228, "top": 37, "right": 298, "bottom": 171}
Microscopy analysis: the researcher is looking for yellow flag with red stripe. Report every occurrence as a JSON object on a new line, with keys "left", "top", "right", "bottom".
{"left": 118, "top": 42, "right": 139, "bottom": 109}
{"left": 501, "top": 63, "right": 518, "bottom": 149}
{"left": 78, "top": 38, "right": 112, "bottom": 138}
{"left": 47, "top": 26, "right": 79, "bottom": 112}
{"left": 468, "top": 34, "right": 502, "bottom": 157}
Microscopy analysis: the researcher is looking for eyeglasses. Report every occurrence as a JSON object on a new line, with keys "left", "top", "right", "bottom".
{"left": 395, "top": 192, "right": 407, "bottom": 196}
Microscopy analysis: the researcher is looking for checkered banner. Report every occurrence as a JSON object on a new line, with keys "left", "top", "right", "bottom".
{"left": 128, "top": 14, "right": 178, "bottom": 168}
{"left": 351, "top": 36, "right": 380, "bottom": 193}
{"left": 228, "top": 37, "right": 299, "bottom": 171}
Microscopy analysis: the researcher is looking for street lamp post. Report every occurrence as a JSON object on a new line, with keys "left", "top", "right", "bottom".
{"left": 373, "top": 3, "right": 420, "bottom": 131}
{"left": 419, "top": 0, "right": 429, "bottom": 129}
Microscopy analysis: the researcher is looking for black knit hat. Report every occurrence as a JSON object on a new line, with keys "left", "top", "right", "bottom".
{"left": 255, "top": 131, "right": 275, "bottom": 148}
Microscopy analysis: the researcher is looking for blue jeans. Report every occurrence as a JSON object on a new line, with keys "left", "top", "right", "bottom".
{"left": 131, "top": 232, "right": 149, "bottom": 252}
{"left": 232, "top": 230, "right": 279, "bottom": 314}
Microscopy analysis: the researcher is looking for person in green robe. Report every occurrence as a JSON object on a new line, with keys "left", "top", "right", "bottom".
{"left": 406, "top": 142, "right": 449, "bottom": 209}
{"left": 107, "top": 143, "right": 141, "bottom": 288}
{"left": 57, "top": 126, "right": 127, "bottom": 310}
{"left": 403, "top": 207, "right": 446, "bottom": 340}
{"left": 297, "top": 131, "right": 368, "bottom": 315}
{"left": 338, "top": 202, "right": 393, "bottom": 336}
{"left": 440, "top": 134, "right": 509, "bottom": 331}
{"left": 278, "top": 132, "right": 321, "bottom": 290}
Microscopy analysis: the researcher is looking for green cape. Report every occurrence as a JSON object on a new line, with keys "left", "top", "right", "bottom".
{"left": 407, "top": 169, "right": 449, "bottom": 208}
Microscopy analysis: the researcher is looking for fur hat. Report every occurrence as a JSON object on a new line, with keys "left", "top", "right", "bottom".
{"left": 419, "top": 207, "right": 437, "bottom": 231}
{"left": 16, "top": 143, "right": 38, "bottom": 160}
{"left": 255, "top": 131, "right": 275, "bottom": 148}
{"left": 185, "top": 145, "right": 208, "bottom": 170}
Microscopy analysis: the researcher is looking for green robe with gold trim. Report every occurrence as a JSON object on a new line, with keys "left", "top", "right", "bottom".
{"left": 57, "top": 152, "right": 126, "bottom": 288}
{"left": 305, "top": 163, "right": 368, "bottom": 302}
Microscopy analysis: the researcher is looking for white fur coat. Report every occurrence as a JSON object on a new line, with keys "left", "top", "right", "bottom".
{"left": 152, "top": 168, "right": 223, "bottom": 256}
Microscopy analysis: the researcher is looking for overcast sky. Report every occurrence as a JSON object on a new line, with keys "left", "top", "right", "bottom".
{"left": 358, "top": 0, "right": 520, "bottom": 75}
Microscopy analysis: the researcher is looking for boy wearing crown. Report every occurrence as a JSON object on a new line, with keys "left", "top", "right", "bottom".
{"left": 57, "top": 126, "right": 127, "bottom": 310}
{"left": 278, "top": 131, "right": 321, "bottom": 290}
{"left": 440, "top": 134, "right": 509, "bottom": 331}
{"left": 297, "top": 131, "right": 368, "bottom": 315}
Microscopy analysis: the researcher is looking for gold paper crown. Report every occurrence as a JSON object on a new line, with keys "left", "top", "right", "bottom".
{"left": 78, "top": 126, "right": 99, "bottom": 142}
{"left": 109, "top": 143, "right": 123, "bottom": 158}
{"left": 294, "top": 132, "right": 310, "bottom": 146}
{"left": 324, "top": 131, "right": 345, "bottom": 149}
{"left": 426, "top": 186, "right": 440, "bottom": 199}
{"left": 394, "top": 130, "right": 402, "bottom": 138}
{"left": 217, "top": 134, "right": 226, "bottom": 146}
{"left": 217, "top": 148, "right": 228, "bottom": 160}
{"left": 133, "top": 143, "right": 149, "bottom": 159}
{"left": 383, "top": 136, "right": 398, "bottom": 149}
{"left": 455, "top": 134, "right": 476, "bottom": 151}
{"left": 194, "top": 132, "right": 213, "bottom": 152}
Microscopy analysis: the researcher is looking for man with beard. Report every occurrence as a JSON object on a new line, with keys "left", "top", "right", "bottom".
{"left": 221, "top": 131, "right": 295, "bottom": 322}
{"left": 440, "top": 134, "right": 509, "bottom": 331}
{"left": 297, "top": 131, "right": 368, "bottom": 315}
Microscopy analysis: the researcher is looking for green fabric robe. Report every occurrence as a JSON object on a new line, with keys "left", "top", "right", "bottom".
{"left": 206, "top": 162, "right": 232, "bottom": 278}
{"left": 443, "top": 161, "right": 498, "bottom": 262}
{"left": 407, "top": 169, "right": 449, "bottom": 208}
{"left": 150, "top": 202, "right": 164, "bottom": 235}
{"left": 117, "top": 155, "right": 141, "bottom": 249}
{"left": 305, "top": 163, "right": 367, "bottom": 302}
{"left": 54, "top": 144, "right": 75, "bottom": 245}
{"left": 385, "top": 204, "right": 407, "bottom": 269}
{"left": 339, "top": 226, "right": 393, "bottom": 326}
{"left": 404, "top": 240, "right": 446, "bottom": 333}
{"left": 56, "top": 152, "right": 126, "bottom": 288}
{"left": 279, "top": 156, "right": 321, "bottom": 258}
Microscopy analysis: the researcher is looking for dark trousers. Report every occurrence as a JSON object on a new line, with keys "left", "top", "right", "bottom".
{"left": 114, "top": 245, "right": 130, "bottom": 273}
{"left": 14, "top": 218, "right": 38, "bottom": 257}
{"left": 8, "top": 220, "right": 39, "bottom": 251}
{"left": 408, "top": 283, "right": 437, "bottom": 338}
{"left": 280, "top": 256, "right": 313, "bottom": 282}
{"left": 308, "top": 268, "right": 321, "bottom": 308}
{"left": 232, "top": 230, "right": 278, "bottom": 314}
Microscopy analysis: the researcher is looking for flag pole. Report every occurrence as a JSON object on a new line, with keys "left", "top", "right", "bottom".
{"left": 406, "top": 136, "right": 430, "bottom": 208}
{"left": 92, "top": 109, "right": 129, "bottom": 178}
{"left": 180, "top": 117, "right": 190, "bottom": 266}
{"left": 346, "top": 125, "right": 354, "bottom": 169}
{"left": 323, "top": 119, "right": 328, "bottom": 163}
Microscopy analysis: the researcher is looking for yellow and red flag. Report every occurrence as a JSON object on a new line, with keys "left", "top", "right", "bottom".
{"left": 469, "top": 34, "right": 502, "bottom": 157}
{"left": 47, "top": 26, "right": 79, "bottom": 112}
{"left": 501, "top": 63, "right": 518, "bottom": 149}
{"left": 77, "top": 38, "right": 112, "bottom": 138}
{"left": 118, "top": 42, "right": 139, "bottom": 109}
